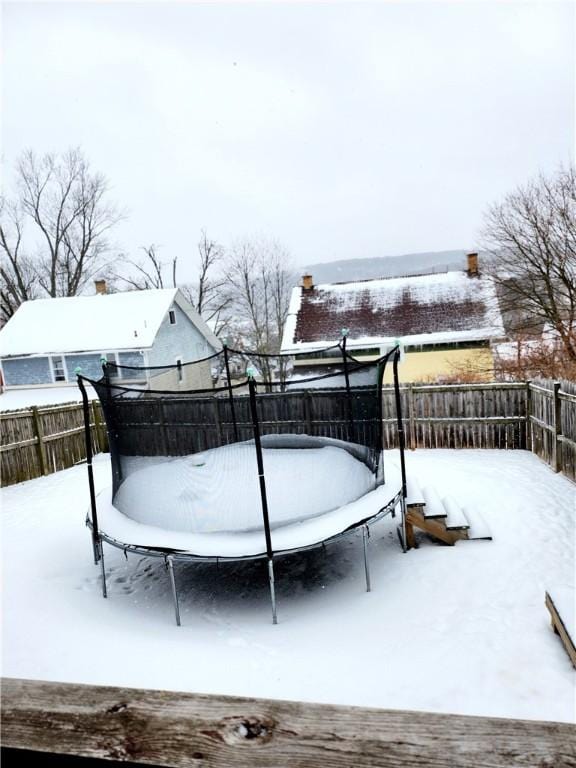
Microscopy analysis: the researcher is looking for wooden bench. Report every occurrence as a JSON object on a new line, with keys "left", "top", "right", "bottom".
{"left": 546, "top": 587, "right": 576, "bottom": 669}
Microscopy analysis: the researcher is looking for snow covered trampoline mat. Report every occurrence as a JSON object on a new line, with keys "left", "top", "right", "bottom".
{"left": 114, "top": 435, "right": 379, "bottom": 534}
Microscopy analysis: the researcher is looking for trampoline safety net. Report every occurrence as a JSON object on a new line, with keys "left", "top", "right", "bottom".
{"left": 79, "top": 343, "right": 400, "bottom": 542}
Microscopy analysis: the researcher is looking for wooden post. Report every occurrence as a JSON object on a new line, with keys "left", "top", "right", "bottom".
{"left": 304, "top": 391, "right": 313, "bottom": 435}
{"left": 553, "top": 381, "right": 562, "bottom": 473}
{"left": 408, "top": 383, "right": 416, "bottom": 450}
{"left": 525, "top": 381, "right": 532, "bottom": 453}
{"left": 92, "top": 402, "right": 106, "bottom": 453}
{"left": 31, "top": 407, "right": 48, "bottom": 476}
{"left": 213, "top": 397, "right": 223, "bottom": 444}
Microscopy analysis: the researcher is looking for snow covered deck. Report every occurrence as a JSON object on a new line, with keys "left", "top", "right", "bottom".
{"left": 1, "top": 450, "right": 574, "bottom": 723}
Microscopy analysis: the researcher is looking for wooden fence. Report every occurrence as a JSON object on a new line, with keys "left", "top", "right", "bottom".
{"left": 1, "top": 401, "right": 107, "bottom": 486}
{"left": 528, "top": 378, "right": 576, "bottom": 482}
{"left": 1, "top": 380, "right": 575, "bottom": 487}
{"left": 2, "top": 678, "right": 575, "bottom": 768}
{"left": 381, "top": 382, "right": 528, "bottom": 450}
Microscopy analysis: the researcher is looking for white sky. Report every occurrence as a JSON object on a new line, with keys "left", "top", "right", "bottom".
{"left": 1, "top": 1, "right": 574, "bottom": 281}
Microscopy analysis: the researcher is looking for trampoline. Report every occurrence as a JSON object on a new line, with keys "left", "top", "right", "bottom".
{"left": 77, "top": 338, "right": 409, "bottom": 625}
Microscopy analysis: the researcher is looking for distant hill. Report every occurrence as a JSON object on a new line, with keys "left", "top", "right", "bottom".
{"left": 302, "top": 250, "right": 488, "bottom": 285}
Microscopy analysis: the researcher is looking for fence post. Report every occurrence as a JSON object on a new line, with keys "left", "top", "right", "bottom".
{"left": 525, "top": 380, "right": 532, "bottom": 453}
{"left": 408, "top": 383, "right": 416, "bottom": 450}
{"left": 553, "top": 381, "right": 562, "bottom": 473}
{"left": 31, "top": 406, "right": 48, "bottom": 476}
{"left": 92, "top": 402, "right": 106, "bottom": 453}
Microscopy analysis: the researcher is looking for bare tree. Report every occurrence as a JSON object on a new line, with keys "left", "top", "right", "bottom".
{"left": 224, "top": 237, "right": 295, "bottom": 384}
{"left": 180, "top": 230, "right": 233, "bottom": 334}
{"left": 482, "top": 166, "right": 576, "bottom": 362}
{"left": 115, "top": 244, "right": 177, "bottom": 290}
{"left": 0, "top": 197, "right": 38, "bottom": 323}
{"left": 0, "top": 148, "right": 124, "bottom": 320}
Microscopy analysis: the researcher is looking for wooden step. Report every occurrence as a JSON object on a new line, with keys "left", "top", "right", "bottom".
{"left": 405, "top": 508, "right": 466, "bottom": 546}
{"left": 461, "top": 506, "right": 492, "bottom": 540}
{"left": 442, "top": 496, "right": 470, "bottom": 530}
{"left": 421, "top": 486, "right": 446, "bottom": 519}
{"left": 406, "top": 478, "right": 425, "bottom": 509}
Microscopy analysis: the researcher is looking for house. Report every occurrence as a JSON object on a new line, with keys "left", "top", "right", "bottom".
{"left": 280, "top": 253, "right": 505, "bottom": 383}
{"left": 0, "top": 282, "right": 221, "bottom": 394}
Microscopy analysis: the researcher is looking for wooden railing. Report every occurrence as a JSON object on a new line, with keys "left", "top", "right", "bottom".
{"left": 2, "top": 678, "right": 574, "bottom": 768}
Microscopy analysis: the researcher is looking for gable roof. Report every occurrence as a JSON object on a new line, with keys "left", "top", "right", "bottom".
{"left": 281, "top": 271, "right": 505, "bottom": 353}
{"left": 0, "top": 288, "right": 221, "bottom": 358}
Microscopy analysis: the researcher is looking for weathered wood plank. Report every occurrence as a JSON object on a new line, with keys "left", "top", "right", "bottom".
{"left": 2, "top": 678, "right": 575, "bottom": 768}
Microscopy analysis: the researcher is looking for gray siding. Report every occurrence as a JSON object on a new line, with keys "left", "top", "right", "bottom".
{"left": 117, "top": 351, "right": 144, "bottom": 368}
{"left": 65, "top": 353, "right": 104, "bottom": 380}
{"left": 2, "top": 357, "right": 52, "bottom": 386}
{"left": 148, "top": 304, "right": 213, "bottom": 367}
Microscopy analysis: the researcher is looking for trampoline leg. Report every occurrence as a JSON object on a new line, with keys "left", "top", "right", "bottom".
{"left": 268, "top": 558, "right": 278, "bottom": 625}
{"left": 362, "top": 526, "right": 371, "bottom": 593}
{"left": 92, "top": 534, "right": 100, "bottom": 565}
{"left": 167, "top": 556, "right": 181, "bottom": 627}
{"left": 99, "top": 539, "right": 107, "bottom": 599}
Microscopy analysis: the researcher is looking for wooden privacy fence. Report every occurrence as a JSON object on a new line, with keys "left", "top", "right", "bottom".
{"left": 1, "top": 401, "right": 107, "bottom": 486}
{"left": 381, "top": 382, "right": 528, "bottom": 450}
{"left": 528, "top": 378, "right": 576, "bottom": 482}
{"left": 1, "top": 380, "right": 575, "bottom": 486}
{"left": 2, "top": 678, "right": 575, "bottom": 768}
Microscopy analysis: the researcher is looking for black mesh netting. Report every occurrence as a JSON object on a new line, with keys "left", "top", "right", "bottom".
{"left": 81, "top": 344, "right": 397, "bottom": 537}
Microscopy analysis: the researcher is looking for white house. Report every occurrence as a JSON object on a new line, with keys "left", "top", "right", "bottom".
{"left": 0, "top": 285, "right": 221, "bottom": 396}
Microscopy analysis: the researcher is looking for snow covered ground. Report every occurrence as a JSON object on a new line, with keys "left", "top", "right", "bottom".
{"left": 0, "top": 384, "right": 96, "bottom": 411}
{"left": 1, "top": 449, "right": 574, "bottom": 723}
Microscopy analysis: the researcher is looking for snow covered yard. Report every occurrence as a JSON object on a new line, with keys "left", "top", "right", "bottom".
{"left": 1, "top": 449, "right": 574, "bottom": 724}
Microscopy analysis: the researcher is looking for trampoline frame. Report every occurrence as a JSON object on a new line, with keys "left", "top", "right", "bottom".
{"left": 78, "top": 340, "right": 409, "bottom": 625}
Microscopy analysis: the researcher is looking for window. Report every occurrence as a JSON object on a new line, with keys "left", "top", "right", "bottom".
{"left": 175, "top": 357, "right": 183, "bottom": 382}
{"left": 168, "top": 310, "right": 177, "bottom": 325}
{"left": 51, "top": 355, "right": 67, "bottom": 382}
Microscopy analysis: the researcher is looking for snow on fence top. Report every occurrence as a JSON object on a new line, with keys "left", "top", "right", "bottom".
{"left": 281, "top": 270, "right": 505, "bottom": 353}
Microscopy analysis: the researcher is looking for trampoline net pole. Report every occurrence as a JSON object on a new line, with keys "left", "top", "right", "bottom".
{"left": 248, "top": 377, "right": 278, "bottom": 623}
{"left": 223, "top": 345, "right": 239, "bottom": 442}
{"left": 77, "top": 375, "right": 100, "bottom": 561}
{"left": 392, "top": 350, "right": 408, "bottom": 544}
{"left": 341, "top": 333, "right": 355, "bottom": 441}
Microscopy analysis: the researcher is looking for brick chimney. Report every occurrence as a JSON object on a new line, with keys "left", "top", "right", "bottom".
{"left": 466, "top": 252, "right": 479, "bottom": 277}
{"left": 94, "top": 279, "right": 107, "bottom": 295}
{"left": 302, "top": 274, "right": 314, "bottom": 291}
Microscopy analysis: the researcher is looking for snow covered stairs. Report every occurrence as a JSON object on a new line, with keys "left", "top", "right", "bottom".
{"left": 404, "top": 479, "right": 492, "bottom": 549}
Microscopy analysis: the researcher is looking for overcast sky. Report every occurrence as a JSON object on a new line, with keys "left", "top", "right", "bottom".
{"left": 1, "top": 1, "right": 574, "bottom": 281}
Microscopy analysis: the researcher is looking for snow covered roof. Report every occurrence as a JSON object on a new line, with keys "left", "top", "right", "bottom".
{"left": 0, "top": 288, "right": 221, "bottom": 358}
{"left": 281, "top": 271, "right": 505, "bottom": 353}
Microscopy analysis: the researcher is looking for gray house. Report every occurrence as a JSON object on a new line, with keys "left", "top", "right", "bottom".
{"left": 0, "top": 286, "right": 221, "bottom": 392}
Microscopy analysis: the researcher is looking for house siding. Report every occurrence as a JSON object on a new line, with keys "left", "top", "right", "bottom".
{"left": 65, "top": 353, "right": 105, "bottom": 380}
{"left": 148, "top": 304, "right": 211, "bottom": 365}
{"left": 2, "top": 357, "right": 52, "bottom": 386}
{"left": 117, "top": 351, "right": 144, "bottom": 368}
{"left": 147, "top": 303, "right": 214, "bottom": 389}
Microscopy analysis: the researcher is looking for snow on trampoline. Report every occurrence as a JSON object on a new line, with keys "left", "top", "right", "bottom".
{"left": 115, "top": 441, "right": 376, "bottom": 534}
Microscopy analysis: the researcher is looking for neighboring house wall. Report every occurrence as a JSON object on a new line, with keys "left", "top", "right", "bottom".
{"left": 148, "top": 304, "right": 212, "bottom": 365}
{"left": 117, "top": 351, "right": 144, "bottom": 368}
{"left": 147, "top": 303, "right": 214, "bottom": 390}
{"left": 2, "top": 357, "right": 52, "bottom": 386}
{"left": 1, "top": 303, "right": 217, "bottom": 390}
{"left": 65, "top": 353, "right": 104, "bottom": 380}
{"left": 381, "top": 347, "right": 494, "bottom": 383}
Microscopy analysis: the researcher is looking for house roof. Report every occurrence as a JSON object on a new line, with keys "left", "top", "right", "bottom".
{"left": 0, "top": 288, "right": 221, "bottom": 358}
{"left": 281, "top": 271, "right": 505, "bottom": 353}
